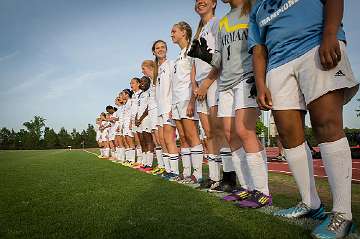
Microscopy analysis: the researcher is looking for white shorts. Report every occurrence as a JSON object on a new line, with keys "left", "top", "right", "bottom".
{"left": 138, "top": 116, "right": 152, "bottom": 133}
{"left": 96, "top": 131, "right": 101, "bottom": 141}
{"left": 218, "top": 80, "right": 258, "bottom": 117}
{"left": 132, "top": 125, "right": 140, "bottom": 133}
{"left": 123, "top": 124, "right": 133, "bottom": 137}
{"left": 267, "top": 41, "right": 359, "bottom": 110}
{"left": 159, "top": 113, "right": 176, "bottom": 127}
{"left": 149, "top": 108, "right": 160, "bottom": 130}
{"left": 196, "top": 80, "right": 219, "bottom": 115}
{"left": 100, "top": 130, "right": 109, "bottom": 142}
{"left": 172, "top": 100, "right": 199, "bottom": 121}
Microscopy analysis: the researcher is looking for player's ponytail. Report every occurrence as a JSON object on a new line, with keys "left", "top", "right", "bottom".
{"left": 174, "top": 21, "right": 192, "bottom": 58}
{"left": 194, "top": 0, "right": 217, "bottom": 40}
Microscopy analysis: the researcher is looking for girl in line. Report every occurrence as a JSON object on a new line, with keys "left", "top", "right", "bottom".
{"left": 130, "top": 78, "right": 143, "bottom": 165}
{"left": 171, "top": 21, "right": 204, "bottom": 183}
{"left": 122, "top": 89, "right": 136, "bottom": 165}
{"left": 153, "top": 40, "right": 180, "bottom": 178}
{"left": 188, "top": 0, "right": 271, "bottom": 208}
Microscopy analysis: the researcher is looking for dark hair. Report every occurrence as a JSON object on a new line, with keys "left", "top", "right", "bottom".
{"left": 113, "top": 107, "right": 118, "bottom": 112}
{"left": 141, "top": 75, "right": 151, "bottom": 84}
{"left": 123, "top": 89, "right": 133, "bottom": 98}
{"left": 131, "top": 77, "right": 141, "bottom": 83}
{"left": 106, "top": 105, "right": 113, "bottom": 111}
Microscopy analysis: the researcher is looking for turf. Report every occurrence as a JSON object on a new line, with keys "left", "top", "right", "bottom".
{"left": 0, "top": 150, "right": 358, "bottom": 239}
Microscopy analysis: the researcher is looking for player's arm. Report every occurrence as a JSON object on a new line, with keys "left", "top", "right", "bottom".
{"left": 138, "top": 107, "right": 149, "bottom": 124}
{"left": 190, "top": 63, "right": 199, "bottom": 97}
{"left": 253, "top": 45, "right": 272, "bottom": 111}
{"left": 319, "top": 0, "right": 344, "bottom": 70}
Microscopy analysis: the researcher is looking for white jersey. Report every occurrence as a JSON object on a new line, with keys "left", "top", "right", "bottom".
{"left": 148, "top": 84, "right": 157, "bottom": 111}
{"left": 130, "top": 90, "right": 142, "bottom": 122}
{"left": 156, "top": 59, "right": 174, "bottom": 115}
{"left": 194, "top": 17, "right": 218, "bottom": 82}
{"left": 123, "top": 100, "right": 132, "bottom": 126}
{"left": 137, "top": 90, "right": 150, "bottom": 117}
{"left": 172, "top": 48, "right": 193, "bottom": 104}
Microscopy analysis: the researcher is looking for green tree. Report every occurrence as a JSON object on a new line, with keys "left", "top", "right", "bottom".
{"left": 0, "top": 127, "right": 11, "bottom": 149}
{"left": 23, "top": 116, "right": 46, "bottom": 149}
{"left": 43, "top": 127, "right": 59, "bottom": 149}
{"left": 57, "top": 127, "right": 72, "bottom": 148}
{"left": 84, "top": 124, "right": 97, "bottom": 148}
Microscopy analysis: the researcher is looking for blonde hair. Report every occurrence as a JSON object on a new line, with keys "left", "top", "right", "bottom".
{"left": 174, "top": 21, "right": 192, "bottom": 57}
{"left": 194, "top": 0, "right": 217, "bottom": 40}
{"left": 142, "top": 60, "right": 155, "bottom": 85}
{"left": 151, "top": 40, "right": 167, "bottom": 85}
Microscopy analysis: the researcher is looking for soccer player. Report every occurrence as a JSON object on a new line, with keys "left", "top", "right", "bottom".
{"left": 130, "top": 77, "right": 143, "bottom": 165}
{"left": 171, "top": 21, "right": 204, "bottom": 184}
{"left": 135, "top": 76, "right": 155, "bottom": 172}
{"left": 122, "top": 89, "right": 136, "bottom": 165}
{"left": 191, "top": 0, "right": 233, "bottom": 192}
{"left": 249, "top": 0, "right": 358, "bottom": 237}
{"left": 153, "top": 39, "right": 180, "bottom": 178}
{"left": 114, "top": 95, "right": 126, "bottom": 162}
{"left": 188, "top": 0, "right": 271, "bottom": 208}
{"left": 141, "top": 60, "right": 165, "bottom": 174}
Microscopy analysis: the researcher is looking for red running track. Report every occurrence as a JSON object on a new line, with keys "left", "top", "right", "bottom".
{"left": 266, "top": 148, "right": 360, "bottom": 184}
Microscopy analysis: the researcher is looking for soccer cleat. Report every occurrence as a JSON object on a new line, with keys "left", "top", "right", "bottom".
{"left": 163, "top": 173, "right": 177, "bottom": 180}
{"left": 198, "top": 179, "right": 215, "bottom": 189}
{"left": 207, "top": 181, "right": 224, "bottom": 193}
{"left": 153, "top": 168, "right": 166, "bottom": 175}
{"left": 311, "top": 212, "right": 356, "bottom": 239}
{"left": 235, "top": 190, "right": 272, "bottom": 209}
{"left": 223, "top": 188, "right": 251, "bottom": 201}
{"left": 169, "top": 175, "right": 183, "bottom": 182}
{"left": 274, "top": 202, "right": 326, "bottom": 220}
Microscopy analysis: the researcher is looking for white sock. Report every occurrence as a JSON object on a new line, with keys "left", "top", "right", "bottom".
{"left": 208, "top": 154, "right": 221, "bottom": 182}
{"left": 284, "top": 142, "right": 321, "bottom": 209}
{"left": 129, "top": 148, "right": 136, "bottom": 162}
{"left": 220, "top": 148, "right": 234, "bottom": 172}
{"left": 155, "top": 148, "right": 164, "bottom": 168}
{"left": 163, "top": 153, "right": 171, "bottom": 173}
{"left": 100, "top": 148, "right": 104, "bottom": 156}
{"left": 319, "top": 137, "right": 352, "bottom": 220}
{"left": 119, "top": 147, "right": 125, "bottom": 162}
{"left": 104, "top": 148, "right": 110, "bottom": 158}
{"left": 125, "top": 149, "right": 129, "bottom": 161}
{"left": 110, "top": 149, "right": 115, "bottom": 158}
{"left": 246, "top": 150, "right": 269, "bottom": 195}
{"left": 181, "top": 148, "right": 192, "bottom": 178}
{"left": 191, "top": 144, "right": 204, "bottom": 180}
{"left": 136, "top": 147, "right": 142, "bottom": 163}
{"left": 169, "top": 154, "right": 179, "bottom": 175}
{"left": 232, "top": 148, "right": 253, "bottom": 190}
{"left": 146, "top": 152, "right": 154, "bottom": 167}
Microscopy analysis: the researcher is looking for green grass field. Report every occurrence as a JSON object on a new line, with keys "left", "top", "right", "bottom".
{"left": 0, "top": 150, "right": 359, "bottom": 239}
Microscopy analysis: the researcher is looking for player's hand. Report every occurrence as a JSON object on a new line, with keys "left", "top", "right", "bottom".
{"left": 256, "top": 85, "right": 273, "bottom": 111}
{"left": 187, "top": 37, "right": 212, "bottom": 65}
{"left": 197, "top": 83, "right": 208, "bottom": 102}
{"left": 186, "top": 101, "right": 195, "bottom": 117}
{"left": 319, "top": 34, "right": 341, "bottom": 70}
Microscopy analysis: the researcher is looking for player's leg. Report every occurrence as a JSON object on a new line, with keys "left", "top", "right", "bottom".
{"left": 162, "top": 116, "right": 178, "bottom": 175}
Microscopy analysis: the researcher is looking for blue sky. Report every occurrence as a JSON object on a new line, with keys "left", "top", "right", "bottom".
{"left": 0, "top": 0, "right": 359, "bottom": 131}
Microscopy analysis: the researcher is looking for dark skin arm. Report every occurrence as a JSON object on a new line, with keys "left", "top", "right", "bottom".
{"left": 252, "top": 45, "right": 272, "bottom": 111}
{"left": 319, "top": 0, "right": 344, "bottom": 70}
{"left": 135, "top": 107, "right": 149, "bottom": 126}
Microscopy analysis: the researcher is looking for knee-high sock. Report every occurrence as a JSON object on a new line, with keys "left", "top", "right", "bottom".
{"left": 208, "top": 154, "right": 222, "bottom": 182}
{"left": 119, "top": 147, "right": 125, "bottom": 162}
{"left": 181, "top": 148, "right": 192, "bottom": 178}
{"left": 169, "top": 154, "right": 180, "bottom": 175}
{"left": 136, "top": 147, "right": 142, "bottom": 163}
{"left": 146, "top": 151, "right": 154, "bottom": 167}
{"left": 284, "top": 142, "right": 321, "bottom": 209}
{"left": 232, "top": 148, "right": 253, "bottom": 190}
{"left": 191, "top": 144, "right": 204, "bottom": 180}
{"left": 319, "top": 137, "right": 352, "bottom": 220}
{"left": 220, "top": 148, "right": 234, "bottom": 172}
{"left": 129, "top": 148, "right": 136, "bottom": 163}
{"left": 246, "top": 150, "right": 269, "bottom": 195}
{"left": 163, "top": 153, "right": 171, "bottom": 173}
{"left": 155, "top": 147, "right": 164, "bottom": 168}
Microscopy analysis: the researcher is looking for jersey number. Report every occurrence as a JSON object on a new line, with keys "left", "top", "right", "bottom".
{"left": 227, "top": 45, "right": 231, "bottom": 61}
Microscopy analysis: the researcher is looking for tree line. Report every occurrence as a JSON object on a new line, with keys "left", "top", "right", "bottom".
{"left": 0, "top": 116, "right": 97, "bottom": 150}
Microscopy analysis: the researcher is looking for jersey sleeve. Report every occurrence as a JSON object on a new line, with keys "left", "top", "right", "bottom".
{"left": 211, "top": 25, "right": 222, "bottom": 69}
{"left": 248, "top": 4, "right": 265, "bottom": 54}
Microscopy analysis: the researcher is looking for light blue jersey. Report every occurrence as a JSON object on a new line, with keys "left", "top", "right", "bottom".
{"left": 248, "top": 0, "right": 346, "bottom": 72}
